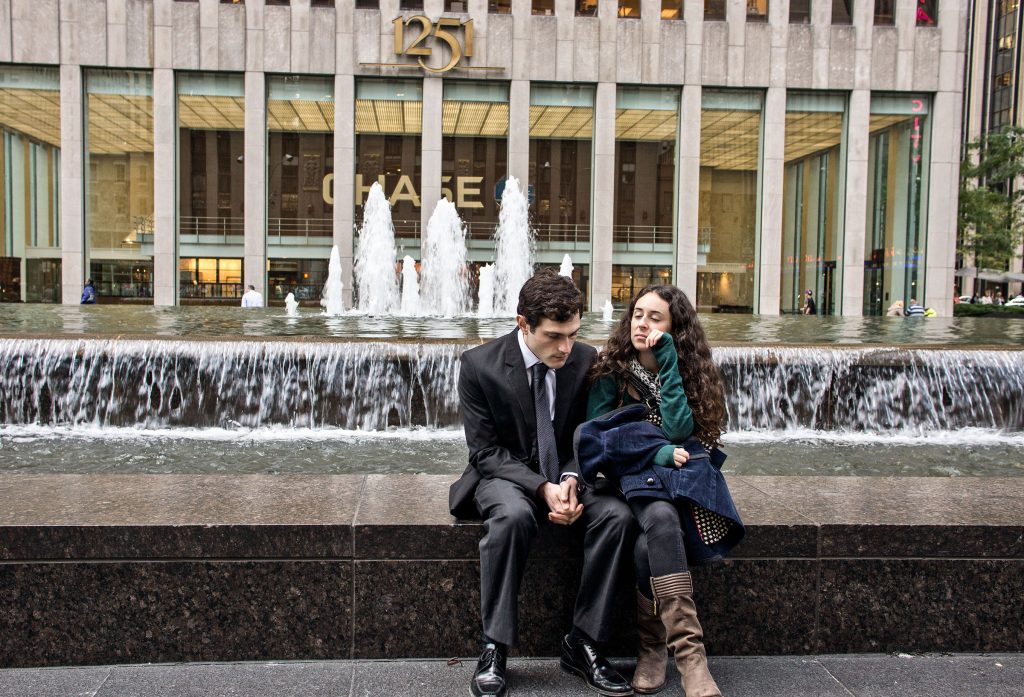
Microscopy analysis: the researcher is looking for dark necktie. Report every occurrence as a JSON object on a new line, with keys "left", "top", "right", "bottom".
{"left": 531, "top": 362, "right": 559, "bottom": 483}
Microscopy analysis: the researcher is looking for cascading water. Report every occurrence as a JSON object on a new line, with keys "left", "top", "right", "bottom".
{"left": 400, "top": 255, "right": 421, "bottom": 317}
{"left": 3, "top": 340, "right": 1022, "bottom": 435}
{"left": 321, "top": 246, "right": 345, "bottom": 316}
{"left": 354, "top": 183, "right": 400, "bottom": 314}
{"left": 602, "top": 299, "right": 614, "bottom": 322}
{"left": 285, "top": 293, "right": 299, "bottom": 317}
{"left": 492, "top": 176, "right": 534, "bottom": 315}
{"left": 559, "top": 254, "right": 574, "bottom": 277}
{"left": 477, "top": 264, "right": 495, "bottom": 318}
{"left": 419, "top": 199, "right": 470, "bottom": 317}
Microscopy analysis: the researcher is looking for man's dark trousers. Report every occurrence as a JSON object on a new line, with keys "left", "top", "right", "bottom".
{"left": 475, "top": 477, "right": 633, "bottom": 647}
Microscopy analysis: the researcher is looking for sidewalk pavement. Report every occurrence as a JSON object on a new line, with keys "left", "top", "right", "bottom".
{"left": 1, "top": 653, "right": 1021, "bottom": 697}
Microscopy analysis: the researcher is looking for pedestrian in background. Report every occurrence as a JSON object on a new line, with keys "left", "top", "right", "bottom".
{"left": 241, "top": 284, "right": 264, "bottom": 308}
{"left": 80, "top": 279, "right": 96, "bottom": 305}
{"left": 905, "top": 299, "right": 925, "bottom": 317}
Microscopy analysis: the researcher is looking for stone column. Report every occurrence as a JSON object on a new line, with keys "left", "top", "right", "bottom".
{"left": 923, "top": 89, "right": 962, "bottom": 316}
{"left": 60, "top": 64, "right": 84, "bottom": 305}
{"left": 335, "top": 73, "right": 355, "bottom": 307}
{"left": 244, "top": 71, "right": 266, "bottom": 295}
{"left": 508, "top": 79, "right": 530, "bottom": 192}
{"left": 590, "top": 81, "right": 616, "bottom": 312}
{"left": 152, "top": 68, "right": 177, "bottom": 306}
{"left": 420, "top": 76, "right": 443, "bottom": 232}
{"left": 675, "top": 84, "right": 701, "bottom": 302}
{"left": 840, "top": 89, "right": 870, "bottom": 316}
{"left": 757, "top": 86, "right": 786, "bottom": 315}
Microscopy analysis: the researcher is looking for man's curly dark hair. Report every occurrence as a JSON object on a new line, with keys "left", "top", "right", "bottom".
{"left": 517, "top": 270, "right": 584, "bottom": 329}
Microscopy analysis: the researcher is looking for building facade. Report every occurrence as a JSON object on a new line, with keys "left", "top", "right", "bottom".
{"left": 0, "top": 0, "right": 965, "bottom": 314}
{"left": 962, "top": 0, "right": 1024, "bottom": 299}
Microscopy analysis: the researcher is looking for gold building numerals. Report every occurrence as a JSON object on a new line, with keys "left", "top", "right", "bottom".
{"left": 392, "top": 16, "right": 474, "bottom": 74}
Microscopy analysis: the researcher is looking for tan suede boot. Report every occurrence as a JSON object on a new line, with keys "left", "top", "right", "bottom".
{"left": 650, "top": 572, "right": 722, "bottom": 697}
{"left": 633, "top": 590, "right": 667, "bottom": 694}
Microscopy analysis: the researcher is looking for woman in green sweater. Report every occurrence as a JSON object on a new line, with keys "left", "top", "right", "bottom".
{"left": 587, "top": 284, "right": 727, "bottom": 697}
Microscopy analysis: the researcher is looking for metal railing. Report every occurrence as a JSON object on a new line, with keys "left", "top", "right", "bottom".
{"left": 611, "top": 225, "right": 673, "bottom": 245}
{"left": 179, "top": 282, "right": 244, "bottom": 299}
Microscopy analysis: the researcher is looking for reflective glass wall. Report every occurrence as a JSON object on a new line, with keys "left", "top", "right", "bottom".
{"left": 530, "top": 83, "right": 593, "bottom": 293}
{"left": 612, "top": 87, "right": 678, "bottom": 304}
{"left": 442, "top": 81, "right": 508, "bottom": 239}
{"left": 267, "top": 75, "right": 334, "bottom": 303}
{"left": 355, "top": 79, "right": 422, "bottom": 247}
{"left": 85, "top": 69, "right": 154, "bottom": 303}
{"left": 863, "top": 95, "right": 930, "bottom": 315}
{"left": 698, "top": 90, "right": 762, "bottom": 313}
{"left": 177, "top": 72, "right": 245, "bottom": 304}
{"left": 0, "top": 66, "right": 61, "bottom": 302}
{"left": 781, "top": 92, "right": 846, "bottom": 315}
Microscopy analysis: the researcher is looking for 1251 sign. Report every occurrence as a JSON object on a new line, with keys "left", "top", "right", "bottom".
{"left": 392, "top": 16, "right": 474, "bottom": 73}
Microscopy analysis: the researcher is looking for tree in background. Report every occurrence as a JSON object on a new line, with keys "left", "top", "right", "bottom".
{"left": 959, "top": 126, "right": 1024, "bottom": 272}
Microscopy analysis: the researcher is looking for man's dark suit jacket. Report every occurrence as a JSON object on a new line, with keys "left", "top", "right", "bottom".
{"left": 449, "top": 329, "right": 598, "bottom": 519}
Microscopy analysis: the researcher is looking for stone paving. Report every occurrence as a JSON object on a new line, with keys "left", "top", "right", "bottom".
{"left": 1, "top": 654, "right": 1022, "bottom": 697}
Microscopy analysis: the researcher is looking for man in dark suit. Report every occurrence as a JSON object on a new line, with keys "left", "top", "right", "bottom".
{"left": 450, "top": 271, "right": 635, "bottom": 697}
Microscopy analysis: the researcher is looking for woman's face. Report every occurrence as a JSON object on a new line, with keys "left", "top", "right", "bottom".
{"left": 630, "top": 292, "right": 672, "bottom": 352}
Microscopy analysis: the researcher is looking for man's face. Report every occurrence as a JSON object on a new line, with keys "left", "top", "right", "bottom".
{"left": 517, "top": 314, "right": 581, "bottom": 370}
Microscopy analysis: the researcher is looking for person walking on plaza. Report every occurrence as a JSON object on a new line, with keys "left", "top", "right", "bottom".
{"left": 886, "top": 300, "right": 905, "bottom": 316}
{"left": 802, "top": 289, "right": 817, "bottom": 315}
{"left": 80, "top": 279, "right": 97, "bottom": 304}
{"left": 905, "top": 298, "right": 925, "bottom": 317}
{"left": 241, "top": 284, "right": 264, "bottom": 307}
{"left": 584, "top": 285, "right": 738, "bottom": 697}
{"left": 450, "top": 271, "right": 635, "bottom": 697}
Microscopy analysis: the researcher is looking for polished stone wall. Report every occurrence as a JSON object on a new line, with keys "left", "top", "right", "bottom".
{"left": 1, "top": 473, "right": 1021, "bottom": 667}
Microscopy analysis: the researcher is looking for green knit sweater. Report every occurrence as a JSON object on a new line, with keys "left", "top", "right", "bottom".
{"left": 586, "top": 333, "right": 695, "bottom": 467}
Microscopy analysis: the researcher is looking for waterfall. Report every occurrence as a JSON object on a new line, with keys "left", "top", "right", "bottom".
{"left": 419, "top": 199, "right": 470, "bottom": 317}
{"left": 354, "top": 183, "right": 400, "bottom": 314}
{"left": 1, "top": 340, "right": 1021, "bottom": 434}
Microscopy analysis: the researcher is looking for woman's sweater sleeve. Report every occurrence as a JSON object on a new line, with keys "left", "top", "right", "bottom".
{"left": 653, "top": 333, "right": 695, "bottom": 443}
{"left": 586, "top": 375, "right": 620, "bottom": 421}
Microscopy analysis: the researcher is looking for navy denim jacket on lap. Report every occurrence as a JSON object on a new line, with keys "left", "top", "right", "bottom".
{"left": 574, "top": 403, "right": 745, "bottom": 563}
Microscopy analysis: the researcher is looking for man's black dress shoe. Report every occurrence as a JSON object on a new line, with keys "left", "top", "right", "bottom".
{"left": 471, "top": 642, "right": 508, "bottom": 697}
{"left": 559, "top": 634, "right": 634, "bottom": 696}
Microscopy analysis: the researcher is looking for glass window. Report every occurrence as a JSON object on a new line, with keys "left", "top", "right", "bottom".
{"left": 355, "top": 1, "right": 380, "bottom": 8}
{"left": 781, "top": 93, "right": 847, "bottom": 316}
{"left": 705, "top": 0, "right": 726, "bottom": 20}
{"left": 662, "top": 0, "right": 682, "bottom": 19}
{"left": 747, "top": 0, "right": 768, "bottom": 22}
{"left": 790, "top": 0, "right": 810, "bottom": 22}
{"left": 400, "top": 0, "right": 424, "bottom": 9}
{"left": 0, "top": 66, "right": 61, "bottom": 303}
{"left": 85, "top": 69, "right": 154, "bottom": 303}
{"left": 530, "top": 84, "right": 594, "bottom": 268}
{"left": 265, "top": 0, "right": 290, "bottom": 5}
{"left": 445, "top": 0, "right": 468, "bottom": 10}
{"left": 179, "top": 257, "right": 243, "bottom": 303}
{"left": 489, "top": 0, "right": 512, "bottom": 13}
{"left": 533, "top": 0, "right": 555, "bottom": 15}
{"left": 442, "top": 81, "right": 508, "bottom": 246}
{"left": 874, "top": 0, "right": 894, "bottom": 24}
{"left": 619, "top": 0, "right": 641, "bottom": 17}
{"left": 311, "top": 0, "right": 334, "bottom": 6}
{"left": 916, "top": 0, "right": 937, "bottom": 25}
{"left": 612, "top": 265, "right": 672, "bottom": 305}
{"left": 863, "top": 95, "right": 930, "bottom": 316}
{"left": 833, "top": 0, "right": 853, "bottom": 24}
{"left": 355, "top": 79, "right": 423, "bottom": 242}
{"left": 698, "top": 90, "right": 762, "bottom": 314}
{"left": 177, "top": 72, "right": 245, "bottom": 303}
{"left": 577, "top": 1, "right": 598, "bottom": 16}
{"left": 614, "top": 87, "right": 679, "bottom": 276}
{"left": 267, "top": 75, "right": 335, "bottom": 304}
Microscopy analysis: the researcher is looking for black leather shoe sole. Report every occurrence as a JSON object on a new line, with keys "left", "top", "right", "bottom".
{"left": 559, "top": 658, "right": 634, "bottom": 697}
{"left": 469, "top": 682, "right": 508, "bottom": 697}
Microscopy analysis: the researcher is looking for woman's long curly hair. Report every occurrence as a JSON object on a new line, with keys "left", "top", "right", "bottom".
{"left": 589, "top": 285, "right": 727, "bottom": 446}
